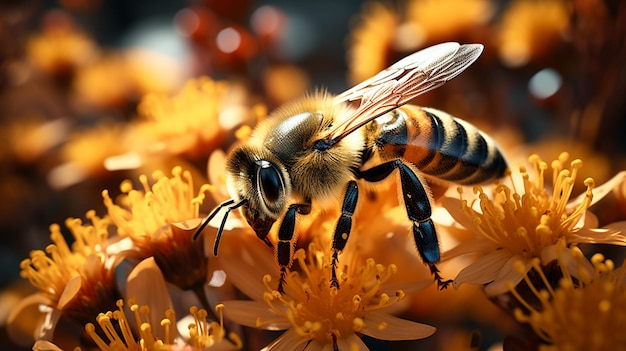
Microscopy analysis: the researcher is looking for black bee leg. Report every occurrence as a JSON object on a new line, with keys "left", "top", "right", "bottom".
{"left": 396, "top": 162, "right": 451, "bottom": 289}
{"left": 276, "top": 201, "right": 311, "bottom": 293}
{"left": 330, "top": 180, "right": 359, "bottom": 289}
{"left": 360, "top": 160, "right": 451, "bottom": 290}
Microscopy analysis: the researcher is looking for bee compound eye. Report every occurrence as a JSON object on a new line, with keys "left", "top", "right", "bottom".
{"left": 256, "top": 160, "right": 284, "bottom": 205}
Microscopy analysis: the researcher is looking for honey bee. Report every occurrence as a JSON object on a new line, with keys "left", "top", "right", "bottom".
{"left": 195, "top": 42, "right": 508, "bottom": 292}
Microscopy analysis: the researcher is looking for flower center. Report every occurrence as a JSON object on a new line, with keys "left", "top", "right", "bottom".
{"left": 510, "top": 250, "right": 626, "bottom": 349}
{"left": 103, "top": 166, "right": 210, "bottom": 240}
{"left": 85, "top": 300, "right": 242, "bottom": 350}
{"left": 19, "top": 211, "right": 110, "bottom": 304}
{"left": 460, "top": 153, "right": 594, "bottom": 258}
{"left": 258, "top": 241, "right": 405, "bottom": 345}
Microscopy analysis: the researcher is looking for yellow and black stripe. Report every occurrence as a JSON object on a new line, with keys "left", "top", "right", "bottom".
{"left": 372, "top": 105, "right": 507, "bottom": 185}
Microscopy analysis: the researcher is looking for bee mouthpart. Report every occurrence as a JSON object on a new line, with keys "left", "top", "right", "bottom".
{"left": 240, "top": 204, "right": 276, "bottom": 247}
{"left": 249, "top": 217, "right": 275, "bottom": 248}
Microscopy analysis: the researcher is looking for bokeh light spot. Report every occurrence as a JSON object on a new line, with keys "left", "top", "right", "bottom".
{"left": 216, "top": 27, "right": 241, "bottom": 54}
{"left": 529, "top": 68, "right": 562, "bottom": 99}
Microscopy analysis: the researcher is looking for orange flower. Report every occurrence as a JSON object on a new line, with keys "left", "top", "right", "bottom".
{"left": 511, "top": 249, "right": 626, "bottom": 350}
{"left": 8, "top": 212, "right": 121, "bottom": 346}
{"left": 221, "top": 233, "right": 434, "bottom": 351}
{"left": 103, "top": 167, "right": 212, "bottom": 291}
{"left": 497, "top": 0, "right": 570, "bottom": 67}
{"left": 443, "top": 153, "right": 626, "bottom": 295}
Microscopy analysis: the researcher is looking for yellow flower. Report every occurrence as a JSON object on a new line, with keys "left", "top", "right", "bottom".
{"left": 497, "top": 0, "right": 570, "bottom": 67}
{"left": 26, "top": 15, "right": 97, "bottom": 75}
{"left": 132, "top": 76, "right": 265, "bottom": 158}
{"left": 9, "top": 211, "right": 121, "bottom": 345}
{"left": 73, "top": 54, "right": 136, "bottom": 109}
{"left": 406, "top": 0, "right": 494, "bottom": 44}
{"left": 103, "top": 166, "right": 212, "bottom": 291}
{"left": 73, "top": 50, "right": 188, "bottom": 111}
{"left": 443, "top": 153, "right": 626, "bottom": 295}
{"left": 81, "top": 299, "right": 241, "bottom": 350}
{"left": 52, "top": 123, "right": 128, "bottom": 189}
{"left": 346, "top": 2, "right": 399, "bottom": 84}
{"left": 221, "top": 238, "right": 435, "bottom": 350}
{"left": 1, "top": 119, "right": 70, "bottom": 164}
{"left": 510, "top": 249, "right": 626, "bottom": 350}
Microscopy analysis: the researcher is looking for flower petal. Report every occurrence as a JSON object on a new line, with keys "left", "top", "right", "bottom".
{"left": 336, "top": 334, "right": 369, "bottom": 351}
{"left": 453, "top": 249, "right": 512, "bottom": 288}
{"left": 32, "top": 340, "right": 64, "bottom": 351}
{"left": 572, "top": 210, "right": 599, "bottom": 230}
{"left": 604, "top": 221, "right": 626, "bottom": 233}
{"left": 219, "top": 230, "right": 280, "bottom": 300}
{"left": 567, "top": 170, "right": 626, "bottom": 212}
{"left": 222, "top": 300, "right": 290, "bottom": 330}
{"left": 484, "top": 255, "right": 530, "bottom": 296}
{"left": 57, "top": 275, "right": 81, "bottom": 310}
{"left": 262, "top": 329, "right": 310, "bottom": 351}
{"left": 7, "top": 294, "right": 55, "bottom": 346}
{"left": 361, "top": 310, "right": 436, "bottom": 341}
{"left": 542, "top": 244, "right": 594, "bottom": 285}
{"left": 440, "top": 197, "right": 479, "bottom": 232}
{"left": 569, "top": 227, "right": 626, "bottom": 245}
{"left": 126, "top": 257, "right": 173, "bottom": 340}
{"left": 442, "top": 238, "right": 498, "bottom": 261}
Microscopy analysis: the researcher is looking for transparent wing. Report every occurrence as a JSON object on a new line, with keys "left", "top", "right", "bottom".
{"left": 327, "top": 42, "right": 483, "bottom": 143}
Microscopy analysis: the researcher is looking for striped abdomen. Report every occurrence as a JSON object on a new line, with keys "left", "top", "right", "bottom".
{"left": 370, "top": 105, "right": 507, "bottom": 185}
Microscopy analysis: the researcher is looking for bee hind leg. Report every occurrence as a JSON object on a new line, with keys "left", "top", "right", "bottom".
{"left": 428, "top": 262, "right": 452, "bottom": 290}
{"left": 330, "top": 180, "right": 359, "bottom": 289}
{"left": 360, "top": 160, "right": 452, "bottom": 289}
{"left": 398, "top": 163, "right": 452, "bottom": 290}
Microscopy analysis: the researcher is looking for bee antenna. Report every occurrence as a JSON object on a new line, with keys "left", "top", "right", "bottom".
{"left": 192, "top": 198, "right": 247, "bottom": 257}
{"left": 193, "top": 198, "right": 245, "bottom": 240}
{"left": 193, "top": 201, "right": 229, "bottom": 241}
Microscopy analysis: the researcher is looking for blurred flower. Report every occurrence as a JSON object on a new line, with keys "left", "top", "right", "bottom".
{"left": 51, "top": 122, "right": 127, "bottom": 189}
{"left": 72, "top": 53, "right": 136, "bottom": 109}
{"left": 511, "top": 249, "right": 626, "bottom": 350}
{"left": 73, "top": 49, "right": 188, "bottom": 111}
{"left": 26, "top": 11, "right": 98, "bottom": 76}
{"left": 346, "top": 2, "right": 398, "bottom": 84}
{"left": 261, "top": 64, "right": 310, "bottom": 106}
{"left": 8, "top": 211, "right": 121, "bottom": 347}
{"left": 222, "top": 237, "right": 435, "bottom": 351}
{"left": 405, "top": 0, "right": 494, "bottom": 46}
{"left": 443, "top": 153, "right": 626, "bottom": 295}
{"left": 347, "top": 0, "right": 495, "bottom": 85}
{"left": 497, "top": 0, "right": 570, "bottom": 67}
{"left": 103, "top": 166, "right": 212, "bottom": 292}
{"left": 130, "top": 76, "right": 265, "bottom": 159}
{"left": 0, "top": 118, "right": 70, "bottom": 164}
{"left": 125, "top": 48, "right": 189, "bottom": 97}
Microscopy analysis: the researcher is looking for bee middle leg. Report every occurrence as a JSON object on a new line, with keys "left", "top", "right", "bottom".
{"left": 276, "top": 201, "right": 311, "bottom": 293}
{"left": 359, "top": 160, "right": 452, "bottom": 290}
{"left": 330, "top": 180, "right": 359, "bottom": 289}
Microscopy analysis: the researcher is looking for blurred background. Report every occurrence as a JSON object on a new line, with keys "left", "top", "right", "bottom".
{"left": 1, "top": 0, "right": 625, "bottom": 349}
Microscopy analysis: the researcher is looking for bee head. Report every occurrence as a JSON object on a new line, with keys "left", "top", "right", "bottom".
{"left": 225, "top": 145, "right": 291, "bottom": 240}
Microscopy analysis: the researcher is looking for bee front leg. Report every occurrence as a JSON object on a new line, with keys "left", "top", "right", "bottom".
{"left": 360, "top": 160, "right": 452, "bottom": 290}
{"left": 330, "top": 180, "right": 359, "bottom": 289}
{"left": 276, "top": 201, "right": 311, "bottom": 293}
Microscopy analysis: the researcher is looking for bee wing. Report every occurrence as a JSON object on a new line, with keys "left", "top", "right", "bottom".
{"left": 327, "top": 42, "right": 483, "bottom": 143}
